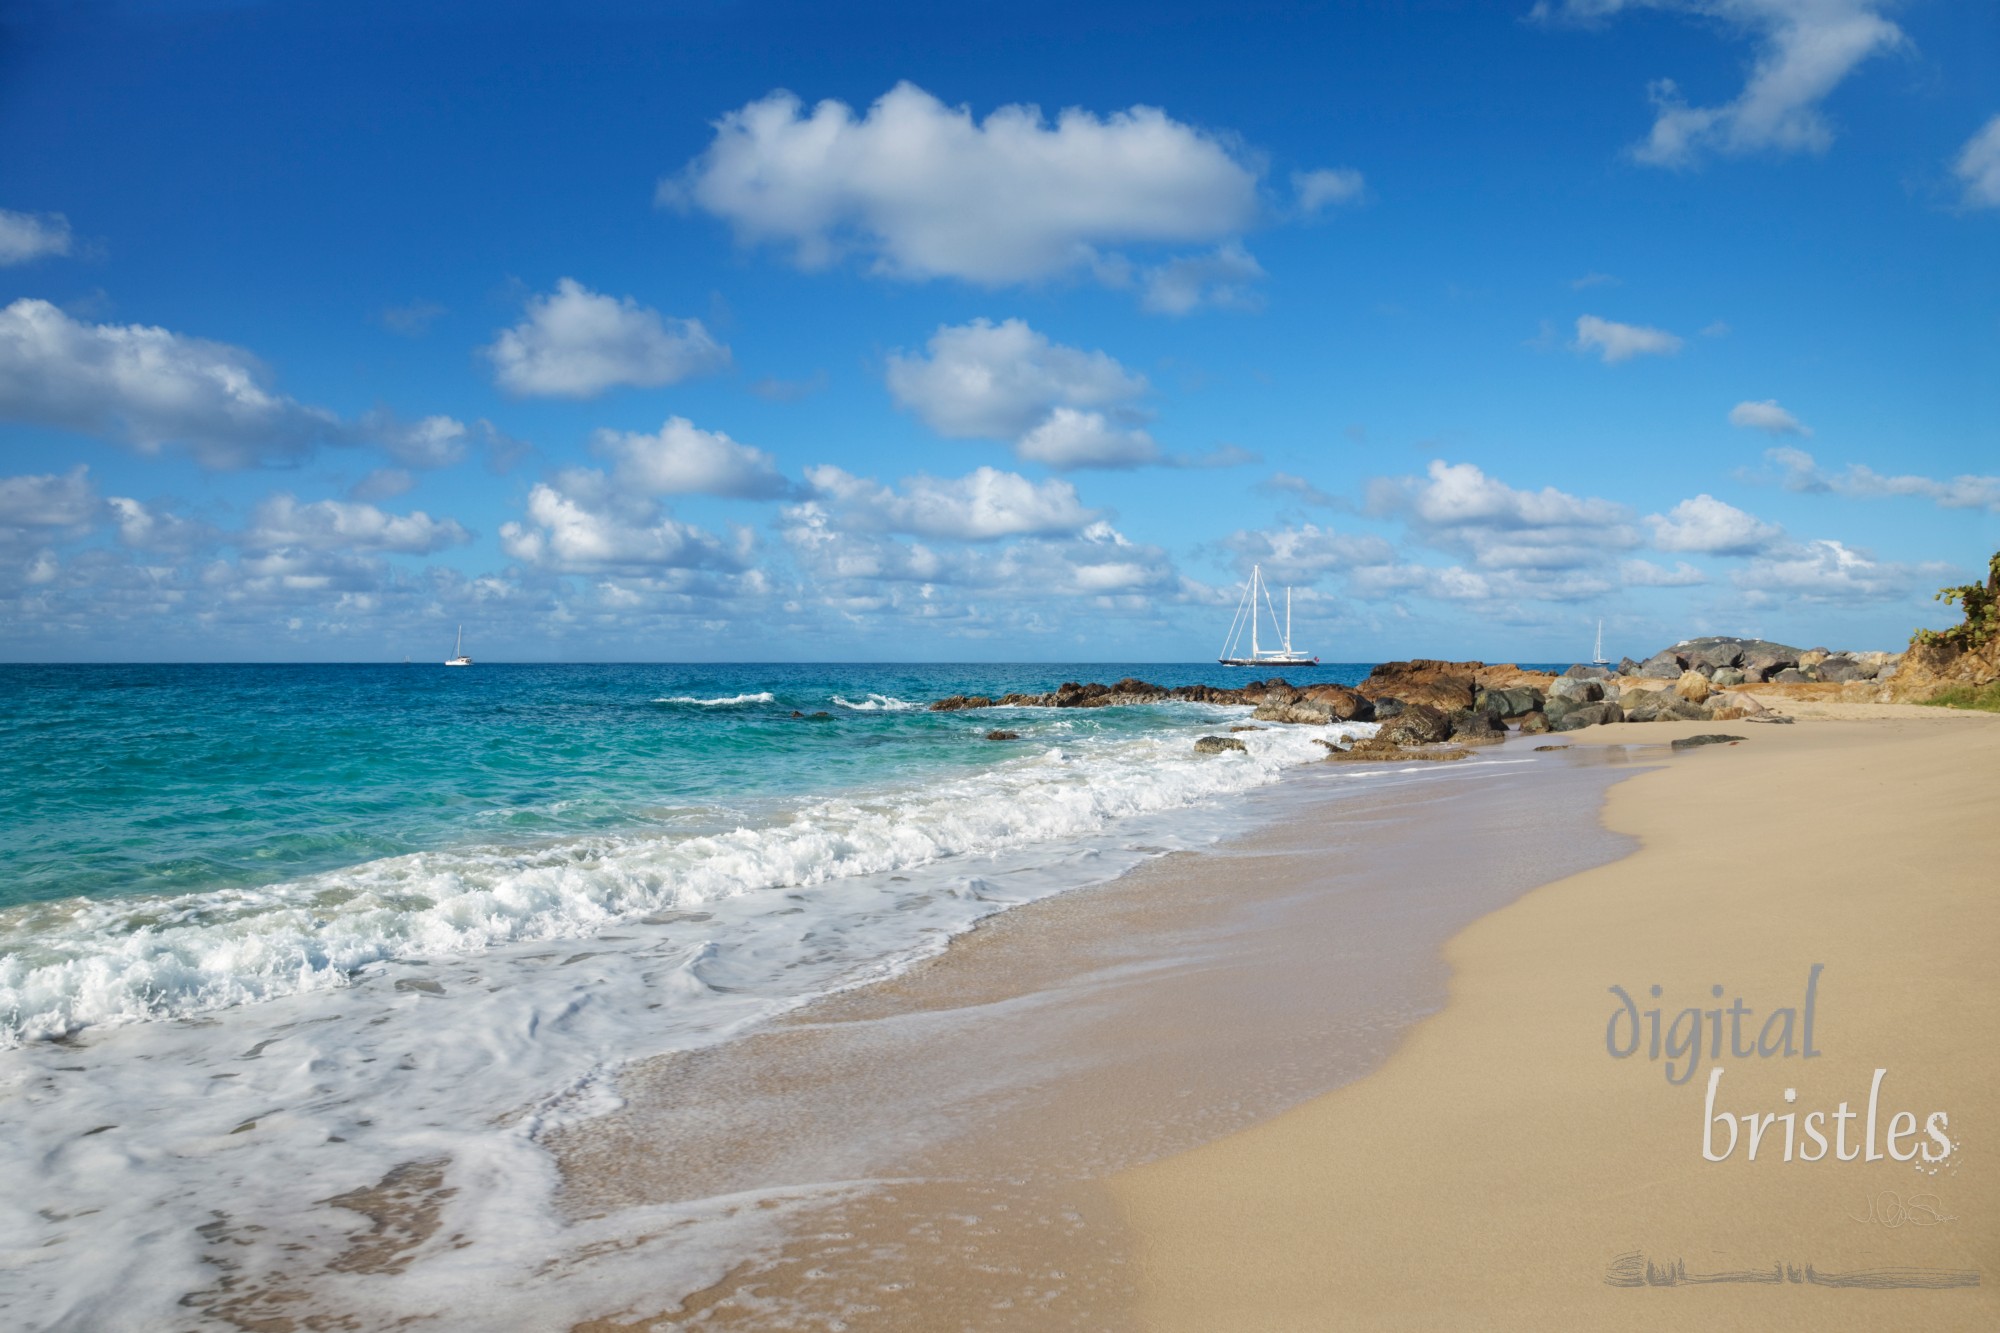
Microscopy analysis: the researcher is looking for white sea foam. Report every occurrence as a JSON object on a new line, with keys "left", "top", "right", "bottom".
{"left": 830, "top": 692, "right": 920, "bottom": 711}
{"left": 654, "top": 691, "right": 776, "bottom": 706}
{"left": 3, "top": 711, "right": 1523, "bottom": 1331}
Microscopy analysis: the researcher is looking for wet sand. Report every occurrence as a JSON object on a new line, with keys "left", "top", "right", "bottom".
{"left": 553, "top": 745, "right": 1640, "bottom": 1329}
{"left": 1114, "top": 712, "right": 2000, "bottom": 1331}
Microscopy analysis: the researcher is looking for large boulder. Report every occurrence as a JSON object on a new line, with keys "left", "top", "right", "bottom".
{"left": 1674, "top": 670, "right": 1712, "bottom": 704}
{"left": 1475, "top": 686, "right": 1544, "bottom": 718}
{"left": 1548, "top": 677, "right": 1605, "bottom": 704}
{"left": 1711, "top": 667, "right": 1746, "bottom": 688}
{"left": 1356, "top": 660, "right": 1479, "bottom": 712}
{"left": 1627, "top": 691, "right": 1712, "bottom": 723}
{"left": 1370, "top": 697, "right": 1407, "bottom": 721}
{"left": 1252, "top": 699, "right": 1341, "bottom": 725}
{"left": 1517, "top": 710, "right": 1552, "bottom": 734}
{"left": 1563, "top": 663, "right": 1613, "bottom": 680}
{"left": 1553, "top": 701, "right": 1626, "bottom": 731}
{"left": 1298, "top": 682, "right": 1375, "bottom": 720}
{"left": 1816, "top": 655, "right": 1870, "bottom": 682}
{"left": 931, "top": 695, "right": 995, "bottom": 711}
{"left": 1771, "top": 667, "right": 1811, "bottom": 684}
{"left": 1617, "top": 656, "right": 1643, "bottom": 675}
{"left": 1379, "top": 702, "right": 1451, "bottom": 745}
{"left": 1691, "top": 642, "right": 1743, "bottom": 671}
{"left": 1448, "top": 708, "right": 1506, "bottom": 744}
{"left": 1638, "top": 651, "right": 1686, "bottom": 680}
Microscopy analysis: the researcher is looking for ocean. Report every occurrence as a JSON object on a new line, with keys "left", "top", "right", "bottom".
{"left": 4, "top": 660, "right": 1434, "bottom": 1328}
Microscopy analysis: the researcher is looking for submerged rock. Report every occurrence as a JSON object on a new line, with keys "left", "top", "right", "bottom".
{"left": 1193, "top": 735, "right": 1248, "bottom": 755}
{"left": 1671, "top": 734, "right": 1747, "bottom": 750}
{"left": 983, "top": 730, "right": 1021, "bottom": 741}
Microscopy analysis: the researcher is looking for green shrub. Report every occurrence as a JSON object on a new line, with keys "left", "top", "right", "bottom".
{"left": 1918, "top": 681, "right": 2000, "bottom": 713}
{"left": 1912, "top": 550, "right": 2000, "bottom": 653}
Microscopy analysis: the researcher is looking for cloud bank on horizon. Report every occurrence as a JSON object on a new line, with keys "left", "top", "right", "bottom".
{"left": 0, "top": 2, "right": 1992, "bottom": 662}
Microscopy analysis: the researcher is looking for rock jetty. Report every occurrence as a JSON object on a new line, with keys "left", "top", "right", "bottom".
{"left": 925, "top": 646, "right": 1830, "bottom": 759}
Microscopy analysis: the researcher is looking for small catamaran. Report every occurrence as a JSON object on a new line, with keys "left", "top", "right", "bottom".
{"left": 1218, "top": 563, "right": 1318, "bottom": 667}
{"left": 445, "top": 625, "right": 472, "bottom": 667}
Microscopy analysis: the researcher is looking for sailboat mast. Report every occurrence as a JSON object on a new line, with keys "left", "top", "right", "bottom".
{"left": 1250, "top": 566, "right": 1260, "bottom": 658}
{"left": 1285, "top": 586, "right": 1292, "bottom": 653}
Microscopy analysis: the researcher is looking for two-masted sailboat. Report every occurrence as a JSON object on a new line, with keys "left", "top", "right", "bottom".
{"left": 1218, "top": 564, "right": 1318, "bottom": 667}
{"left": 445, "top": 625, "right": 472, "bottom": 667}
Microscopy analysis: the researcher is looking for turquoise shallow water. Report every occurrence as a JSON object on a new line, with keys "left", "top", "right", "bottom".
{"left": 0, "top": 662, "right": 1381, "bottom": 911}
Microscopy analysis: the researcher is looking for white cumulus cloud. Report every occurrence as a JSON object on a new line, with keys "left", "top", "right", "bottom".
{"left": 886, "top": 317, "right": 1173, "bottom": 468}
{"left": 663, "top": 82, "right": 1262, "bottom": 286}
{"left": 804, "top": 464, "right": 1099, "bottom": 541}
{"left": 0, "top": 466, "right": 97, "bottom": 529}
{"left": 886, "top": 318, "right": 1148, "bottom": 438}
{"left": 1573, "top": 314, "right": 1683, "bottom": 363}
{"left": 1137, "top": 242, "right": 1266, "bottom": 315}
{"left": 1646, "top": 493, "right": 1784, "bottom": 554}
{"left": 1734, "top": 537, "right": 1932, "bottom": 604}
{"left": 1953, "top": 114, "right": 2000, "bottom": 210}
{"left": 0, "top": 298, "right": 344, "bottom": 468}
{"left": 0, "top": 209, "right": 75, "bottom": 265}
{"left": 1728, "top": 398, "right": 1810, "bottom": 435}
{"left": 500, "top": 471, "right": 752, "bottom": 572}
{"left": 485, "top": 279, "right": 730, "bottom": 398}
{"left": 599, "top": 417, "right": 792, "bottom": 499}
{"left": 1374, "top": 460, "right": 1639, "bottom": 570}
{"left": 1291, "top": 168, "right": 1367, "bottom": 215}
{"left": 1768, "top": 448, "right": 2000, "bottom": 513}
{"left": 1015, "top": 408, "right": 1160, "bottom": 469}
{"left": 1536, "top": 1, "right": 1906, "bottom": 168}
{"left": 244, "top": 495, "right": 471, "bottom": 555}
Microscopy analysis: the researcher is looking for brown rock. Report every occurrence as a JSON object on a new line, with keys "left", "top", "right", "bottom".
{"left": 1379, "top": 702, "right": 1451, "bottom": 745}
{"left": 1357, "top": 660, "right": 1479, "bottom": 711}
{"left": 1674, "top": 670, "right": 1712, "bottom": 704}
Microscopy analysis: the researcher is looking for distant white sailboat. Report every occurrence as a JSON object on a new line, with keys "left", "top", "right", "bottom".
{"left": 1219, "top": 564, "right": 1319, "bottom": 667}
{"left": 445, "top": 625, "right": 472, "bottom": 667}
{"left": 1592, "top": 618, "right": 1610, "bottom": 666}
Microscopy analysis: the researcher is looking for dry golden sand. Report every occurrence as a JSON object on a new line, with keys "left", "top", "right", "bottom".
{"left": 1112, "top": 711, "right": 2000, "bottom": 1331}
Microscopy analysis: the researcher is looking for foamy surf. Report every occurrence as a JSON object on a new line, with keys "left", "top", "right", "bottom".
{"left": 831, "top": 692, "right": 921, "bottom": 710}
{"left": 0, "top": 703, "right": 1486, "bottom": 1332}
{"left": 654, "top": 691, "right": 776, "bottom": 706}
{"left": 0, "top": 714, "right": 1363, "bottom": 1046}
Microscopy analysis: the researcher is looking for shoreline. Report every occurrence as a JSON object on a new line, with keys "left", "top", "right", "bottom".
{"left": 1113, "top": 708, "right": 2000, "bottom": 1330}
{"left": 551, "top": 739, "right": 1640, "bottom": 1328}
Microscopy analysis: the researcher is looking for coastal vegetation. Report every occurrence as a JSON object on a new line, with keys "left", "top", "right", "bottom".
{"left": 1905, "top": 549, "right": 2000, "bottom": 709}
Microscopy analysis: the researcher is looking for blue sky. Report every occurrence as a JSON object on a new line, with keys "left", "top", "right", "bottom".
{"left": 1, "top": 0, "right": 1994, "bottom": 662}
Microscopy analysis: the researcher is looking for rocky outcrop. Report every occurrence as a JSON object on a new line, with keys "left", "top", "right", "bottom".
{"left": 1355, "top": 659, "right": 1480, "bottom": 711}
{"left": 1891, "top": 551, "right": 1998, "bottom": 702}
{"left": 1317, "top": 736, "right": 1472, "bottom": 763}
{"left": 1378, "top": 703, "right": 1451, "bottom": 745}
{"left": 1474, "top": 686, "right": 1544, "bottom": 718}
{"left": 1553, "top": 701, "right": 1625, "bottom": 731}
{"left": 935, "top": 676, "right": 1375, "bottom": 721}
{"left": 1193, "top": 735, "right": 1248, "bottom": 755}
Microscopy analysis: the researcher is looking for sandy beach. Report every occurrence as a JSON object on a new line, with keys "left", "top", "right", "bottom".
{"left": 1115, "top": 707, "right": 2000, "bottom": 1330}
